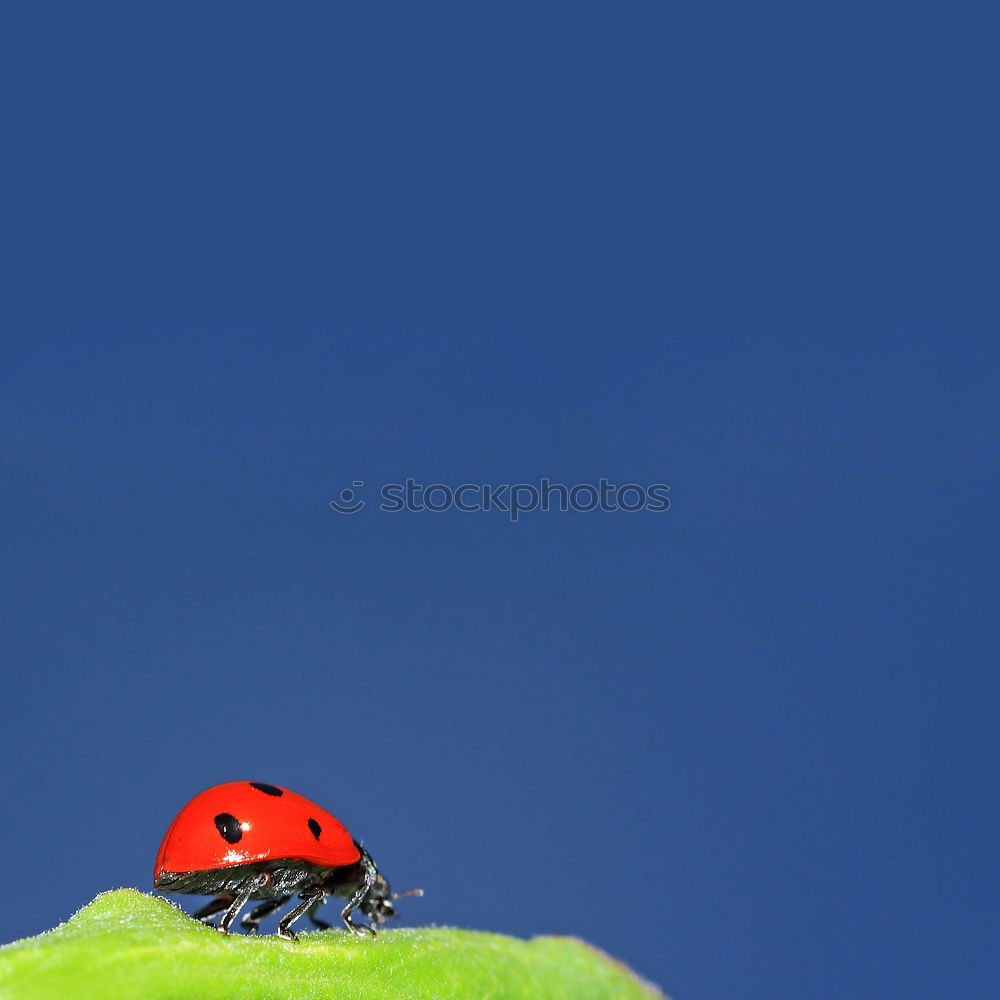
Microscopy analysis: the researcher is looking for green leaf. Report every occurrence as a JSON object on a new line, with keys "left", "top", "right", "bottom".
{"left": 0, "top": 890, "right": 663, "bottom": 999}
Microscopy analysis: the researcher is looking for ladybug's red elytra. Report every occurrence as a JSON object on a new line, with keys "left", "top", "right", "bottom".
{"left": 153, "top": 781, "right": 420, "bottom": 940}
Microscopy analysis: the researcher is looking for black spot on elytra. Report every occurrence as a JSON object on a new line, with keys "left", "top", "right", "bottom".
{"left": 307, "top": 818, "right": 322, "bottom": 841}
{"left": 249, "top": 782, "right": 283, "bottom": 797}
{"left": 214, "top": 813, "right": 243, "bottom": 844}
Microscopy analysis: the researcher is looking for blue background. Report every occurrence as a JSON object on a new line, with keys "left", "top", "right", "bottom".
{"left": 0, "top": 4, "right": 995, "bottom": 998}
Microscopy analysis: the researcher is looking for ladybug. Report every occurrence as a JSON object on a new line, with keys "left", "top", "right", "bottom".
{"left": 153, "top": 781, "right": 420, "bottom": 941}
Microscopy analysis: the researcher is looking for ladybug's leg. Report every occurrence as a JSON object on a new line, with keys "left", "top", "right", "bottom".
{"left": 218, "top": 885, "right": 256, "bottom": 934}
{"left": 192, "top": 895, "right": 233, "bottom": 927}
{"left": 341, "top": 852, "right": 378, "bottom": 936}
{"left": 219, "top": 872, "right": 273, "bottom": 934}
{"left": 240, "top": 895, "right": 291, "bottom": 935}
{"left": 276, "top": 885, "right": 325, "bottom": 942}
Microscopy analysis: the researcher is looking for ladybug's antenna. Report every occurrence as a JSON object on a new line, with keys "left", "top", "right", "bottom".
{"left": 391, "top": 888, "right": 424, "bottom": 900}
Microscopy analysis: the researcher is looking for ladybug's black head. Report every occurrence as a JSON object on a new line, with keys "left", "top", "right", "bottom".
{"left": 361, "top": 871, "right": 397, "bottom": 925}
{"left": 359, "top": 867, "right": 424, "bottom": 927}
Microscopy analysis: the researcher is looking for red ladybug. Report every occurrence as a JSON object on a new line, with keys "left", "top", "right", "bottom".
{"left": 153, "top": 781, "right": 420, "bottom": 940}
